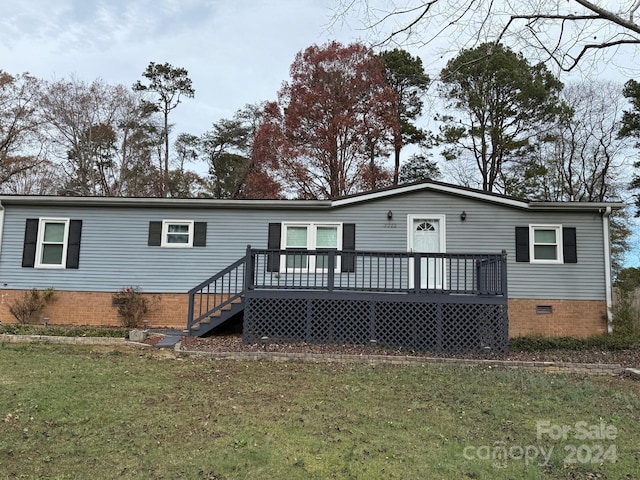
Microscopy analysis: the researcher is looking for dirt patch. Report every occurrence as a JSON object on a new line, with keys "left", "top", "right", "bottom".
{"left": 181, "top": 334, "right": 640, "bottom": 368}
{"left": 143, "top": 334, "right": 165, "bottom": 347}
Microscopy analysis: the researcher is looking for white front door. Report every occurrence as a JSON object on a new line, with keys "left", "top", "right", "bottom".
{"left": 408, "top": 215, "right": 446, "bottom": 289}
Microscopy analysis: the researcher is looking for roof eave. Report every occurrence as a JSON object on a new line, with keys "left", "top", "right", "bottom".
{"left": 0, "top": 196, "right": 331, "bottom": 209}
{"left": 331, "top": 182, "right": 530, "bottom": 209}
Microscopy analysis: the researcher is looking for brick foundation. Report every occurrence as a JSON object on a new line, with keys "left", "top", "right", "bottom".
{"left": 0, "top": 290, "right": 188, "bottom": 329}
{"left": 0, "top": 289, "right": 609, "bottom": 338}
{"left": 508, "top": 299, "right": 608, "bottom": 338}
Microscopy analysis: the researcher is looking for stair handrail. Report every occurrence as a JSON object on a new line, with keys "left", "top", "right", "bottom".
{"left": 187, "top": 255, "right": 247, "bottom": 332}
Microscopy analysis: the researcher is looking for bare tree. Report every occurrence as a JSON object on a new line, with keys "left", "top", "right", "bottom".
{"left": 0, "top": 71, "right": 46, "bottom": 189}
{"left": 520, "top": 81, "right": 630, "bottom": 202}
{"left": 40, "top": 77, "right": 163, "bottom": 196}
{"left": 334, "top": 1, "right": 640, "bottom": 72}
{"left": 1, "top": 159, "right": 61, "bottom": 195}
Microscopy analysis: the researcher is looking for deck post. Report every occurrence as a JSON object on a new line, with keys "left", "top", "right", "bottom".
{"left": 187, "top": 292, "right": 195, "bottom": 334}
{"left": 327, "top": 250, "right": 335, "bottom": 291}
{"left": 413, "top": 253, "right": 422, "bottom": 293}
{"left": 244, "top": 245, "right": 254, "bottom": 291}
{"left": 500, "top": 249, "right": 508, "bottom": 297}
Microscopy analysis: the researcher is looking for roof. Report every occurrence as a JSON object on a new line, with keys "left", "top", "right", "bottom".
{"left": 0, "top": 180, "right": 624, "bottom": 212}
{"left": 331, "top": 180, "right": 624, "bottom": 211}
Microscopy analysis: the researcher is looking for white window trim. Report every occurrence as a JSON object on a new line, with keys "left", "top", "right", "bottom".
{"left": 280, "top": 222, "right": 343, "bottom": 273}
{"left": 161, "top": 220, "right": 194, "bottom": 248}
{"left": 35, "top": 218, "right": 70, "bottom": 269}
{"left": 529, "top": 224, "right": 563, "bottom": 264}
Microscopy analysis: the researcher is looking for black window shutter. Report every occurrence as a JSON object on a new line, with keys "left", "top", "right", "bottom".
{"left": 148, "top": 221, "right": 162, "bottom": 246}
{"left": 515, "top": 226, "right": 530, "bottom": 262}
{"left": 194, "top": 222, "right": 207, "bottom": 247}
{"left": 66, "top": 220, "right": 82, "bottom": 269}
{"left": 267, "top": 223, "right": 281, "bottom": 272}
{"left": 341, "top": 223, "right": 356, "bottom": 272}
{"left": 22, "top": 219, "right": 39, "bottom": 268}
{"left": 563, "top": 227, "right": 577, "bottom": 263}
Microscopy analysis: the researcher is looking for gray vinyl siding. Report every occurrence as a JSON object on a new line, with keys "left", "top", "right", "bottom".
{"left": 0, "top": 190, "right": 608, "bottom": 300}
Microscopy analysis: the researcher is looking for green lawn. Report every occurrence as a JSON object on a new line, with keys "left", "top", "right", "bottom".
{"left": 0, "top": 343, "right": 638, "bottom": 479}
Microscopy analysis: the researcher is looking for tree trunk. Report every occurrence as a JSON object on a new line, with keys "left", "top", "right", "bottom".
{"left": 163, "top": 110, "right": 169, "bottom": 197}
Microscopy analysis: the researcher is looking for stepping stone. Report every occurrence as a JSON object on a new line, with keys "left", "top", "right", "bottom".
{"left": 155, "top": 335, "right": 181, "bottom": 348}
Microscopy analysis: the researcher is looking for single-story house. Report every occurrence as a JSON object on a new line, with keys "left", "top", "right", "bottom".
{"left": 0, "top": 180, "right": 622, "bottom": 351}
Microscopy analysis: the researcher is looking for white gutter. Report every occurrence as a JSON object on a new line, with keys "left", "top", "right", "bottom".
{"left": 602, "top": 206, "right": 613, "bottom": 333}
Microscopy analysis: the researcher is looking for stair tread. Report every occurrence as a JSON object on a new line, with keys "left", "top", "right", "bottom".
{"left": 189, "top": 301, "right": 245, "bottom": 335}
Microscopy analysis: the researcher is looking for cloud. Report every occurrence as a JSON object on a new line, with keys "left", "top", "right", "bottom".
{"left": 0, "top": 0, "right": 377, "bottom": 137}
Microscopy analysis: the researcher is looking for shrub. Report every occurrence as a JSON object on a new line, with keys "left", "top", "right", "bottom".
{"left": 611, "top": 289, "right": 640, "bottom": 338}
{"left": 510, "top": 334, "right": 640, "bottom": 352}
{"left": 8, "top": 287, "right": 56, "bottom": 324}
{"left": 112, "top": 287, "right": 149, "bottom": 328}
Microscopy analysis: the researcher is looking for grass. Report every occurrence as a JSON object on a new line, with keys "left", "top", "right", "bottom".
{"left": 0, "top": 344, "right": 639, "bottom": 479}
{"left": 0, "top": 324, "right": 129, "bottom": 338}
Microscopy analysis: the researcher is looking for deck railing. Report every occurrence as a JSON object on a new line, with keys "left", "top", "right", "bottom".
{"left": 243, "top": 247, "right": 509, "bottom": 353}
{"left": 246, "top": 247, "right": 507, "bottom": 296}
{"left": 187, "top": 256, "right": 246, "bottom": 332}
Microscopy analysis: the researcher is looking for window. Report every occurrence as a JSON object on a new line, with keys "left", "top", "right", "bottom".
{"left": 35, "top": 218, "right": 69, "bottom": 268}
{"left": 148, "top": 221, "right": 206, "bottom": 248}
{"left": 515, "top": 225, "right": 576, "bottom": 264}
{"left": 416, "top": 221, "right": 435, "bottom": 232}
{"left": 161, "top": 220, "right": 194, "bottom": 247}
{"left": 282, "top": 223, "right": 341, "bottom": 271}
{"left": 530, "top": 225, "right": 563, "bottom": 264}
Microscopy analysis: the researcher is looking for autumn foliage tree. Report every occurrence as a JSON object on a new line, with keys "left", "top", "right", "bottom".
{"left": 257, "top": 41, "right": 399, "bottom": 199}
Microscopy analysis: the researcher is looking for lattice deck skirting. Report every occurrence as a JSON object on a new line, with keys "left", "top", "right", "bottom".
{"left": 243, "top": 291, "right": 508, "bottom": 354}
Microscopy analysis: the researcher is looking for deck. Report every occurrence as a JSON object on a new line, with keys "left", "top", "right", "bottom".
{"left": 187, "top": 247, "right": 509, "bottom": 353}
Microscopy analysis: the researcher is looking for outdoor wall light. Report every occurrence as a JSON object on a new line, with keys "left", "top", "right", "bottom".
{"left": 460, "top": 211, "right": 467, "bottom": 221}
{"left": 387, "top": 210, "right": 393, "bottom": 220}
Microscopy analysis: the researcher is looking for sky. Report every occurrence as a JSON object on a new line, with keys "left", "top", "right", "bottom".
{"left": 1, "top": 0, "right": 634, "bottom": 151}
{"left": 0, "top": 0, "right": 375, "bottom": 138}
